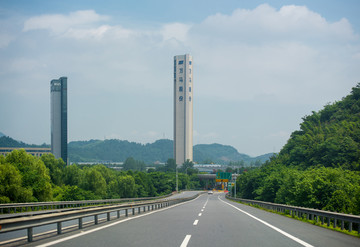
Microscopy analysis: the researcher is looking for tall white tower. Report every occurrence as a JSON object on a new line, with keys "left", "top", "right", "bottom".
{"left": 174, "top": 54, "right": 193, "bottom": 165}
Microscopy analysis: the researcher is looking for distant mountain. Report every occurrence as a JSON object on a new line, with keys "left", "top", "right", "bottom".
{"left": 69, "top": 139, "right": 272, "bottom": 165}
{"left": 68, "top": 139, "right": 173, "bottom": 163}
{"left": 0, "top": 136, "right": 49, "bottom": 148}
{"left": 0, "top": 135, "right": 273, "bottom": 165}
{"left": 0, "top": 132, "right": 4, "bottom": 137}
{"left": 194, "top": 143, "right": 252, "bottom": 163}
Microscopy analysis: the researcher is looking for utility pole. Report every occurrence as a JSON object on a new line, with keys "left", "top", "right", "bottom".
{"left": 234, "top": 174, "right": 237, "bottom": 198}
{"left": 176, "top": 167, "right": 178, "bottom": 193}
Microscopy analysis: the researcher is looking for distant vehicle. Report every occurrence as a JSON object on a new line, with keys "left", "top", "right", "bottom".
{"left": 208, "top": 190, "right": 213, "bottom": 195}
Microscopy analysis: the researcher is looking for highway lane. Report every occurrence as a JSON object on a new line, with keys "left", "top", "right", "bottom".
{"left": 29, "top": 192, "right": 360, "bottom": 247}
{"left": 0, "top": 191, "right": 200, "bottom": 245}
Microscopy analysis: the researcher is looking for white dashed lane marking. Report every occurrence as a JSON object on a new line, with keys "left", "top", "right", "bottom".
{"left": 180, "top": 235, "right": 191, "bottom": 247}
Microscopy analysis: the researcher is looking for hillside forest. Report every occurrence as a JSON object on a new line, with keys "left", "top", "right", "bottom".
{"left": 235, "top": 84, "right": 360, "bottom": 215}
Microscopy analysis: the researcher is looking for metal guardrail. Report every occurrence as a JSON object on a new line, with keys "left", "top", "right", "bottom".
{"left": 0, "top": 193, "right": 200, "bottom": 243}
{"left": 0, "top": 194, "right": 172, "bottom": 214}
{"left": 226, "top": 195, "right": 360, "bottom": 234}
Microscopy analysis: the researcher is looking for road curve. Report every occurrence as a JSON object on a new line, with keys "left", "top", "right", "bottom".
{"left": 23, "top": 192, "right": 360, "bottom": 247}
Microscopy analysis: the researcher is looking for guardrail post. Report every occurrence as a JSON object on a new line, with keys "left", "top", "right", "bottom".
{"left": 327, "top": 217, "right": 330, "bottom": 227}
{"left": 349, "top": 222, "right": 352, "bottom": 232}
{"left": 333, "top": 219, "right": 337, "bottom": 228}
{"left": 341, "top": 220, "right": 344, "bottom": 230}
{"left": 126, "top": 209, "right": 128, "bottom": 217}
{"left": 27, "top": 227, "right": 33, "bottom": 242}
{"left": 79, "top": 218, "right": 83, "bottom": 229}
{"left": 138, "top": 207, "right": 141, "bottom": 214}
{"left": 132, "top": 208, "right": 135, "bottom": 215}
{"left": 57, "top": 222, "right": 62, "bottom": 234}
{"left": 95, "top": 215, "right": 99, "bottom": 224}
{"left": 117, "top": 210, "right": 120, "bottom": 218}
{"left": 148, "top": 205, "right": 150, "bottom": 211}
{"left": 107, "top": 212, "right": 110, "bottom": 221}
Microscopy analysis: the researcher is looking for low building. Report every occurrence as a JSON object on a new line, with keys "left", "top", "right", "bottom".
{"left": 0, "top": 147, "right": 51, "bottom": 157}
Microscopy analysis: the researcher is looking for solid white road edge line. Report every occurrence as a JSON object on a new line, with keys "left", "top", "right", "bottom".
{"left": 218, "top": 196, "right": 314, "bottom": 247}
{"left": 180, "top": 235, "right": 191, "bottom": 247}
{"left": 37, "top": 195, "right": 202, "bottom": 247}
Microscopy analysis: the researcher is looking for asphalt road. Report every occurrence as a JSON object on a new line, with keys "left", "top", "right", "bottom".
{"left": 26, "top": 192, "right": 359, "bottom": 247}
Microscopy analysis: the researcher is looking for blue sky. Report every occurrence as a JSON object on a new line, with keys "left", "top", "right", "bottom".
{"left": 1, "top": 0, "right": 360, "bottom": 156}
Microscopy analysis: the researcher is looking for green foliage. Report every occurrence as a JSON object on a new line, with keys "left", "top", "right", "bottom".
{"left": 0, "top": 162, "right": 33, "bottom": 202}
{"left": 41, "top": 153, "right": 66, "bottom": 186}
{"left": 236, "top": 84, "right": 360, "bottom": 215}
{"left": 0, "top": 150, "right": 201, "bottom": 203}
{"left": 4, "top": 149, "right": 53, "bottom": 202}
{"left": 156, "top": 158, "right": 177, "bottom": 172}
{"left": 279, "top": 84, "right": 360, "bottom": 170}
{"left": 123, "top": 157, "right": 146, "bottom": 171}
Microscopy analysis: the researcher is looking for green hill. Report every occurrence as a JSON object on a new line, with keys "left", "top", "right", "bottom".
{"left": 0, "top": 135, "right": 272, "bottom": 165}
{"left": 69, "top": 139, "right": 271, "bottom": 165}
{"left": 236, "top": 83, "right": 360, "bottom": 214}
{"left": 278, "top": 83, "right": 360, "bottom": 170}
{"left": 0, "top": 135, "right": 49, "bottom": 148}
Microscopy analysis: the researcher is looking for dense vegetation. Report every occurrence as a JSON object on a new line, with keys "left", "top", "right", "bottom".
{"left": 235, "top": 84, "right": 360, "bottom": 214}
{"left": 0, "top": 150, "right": 201, "bottom": 203}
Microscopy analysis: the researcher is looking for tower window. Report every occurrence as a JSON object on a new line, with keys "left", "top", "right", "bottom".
{"left": 179, "top": 86, "right": 183, "bottom": 92}
{"left": 178, "top": 60, "right": 184, "bottom": 65}
{"left": 179, "top": 77, "right": 183, "bottom": 82}
{"left": 189, "top": 87, "right": 191, "bottom": 92}
{"left": 189, "top": 78, "right": 191, "bottom": 82}
{"left": 189, "top": 96, "right": 192, "bottom": 101}
{"left": 189, "top": 61, "right": 192, "bottom": 65}
{"left": 179, "top": 68, "right": 183, "bottom": 73}
{"left": 189, "top": 69, "right": 191, "bottom": 74}
{"left": 179, "top": 96, "right": 183, "bottom": 101}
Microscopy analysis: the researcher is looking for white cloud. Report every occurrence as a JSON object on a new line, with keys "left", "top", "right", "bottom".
{"left": 23, "top": 10, "right": 109, "bottom": 35}
{"left": 161, "top": 22, "right": 191, "bottom": 42}
{"left": 192, "top": 4, "right": 356, "bottom": 44}
{"left": 188, "top": 4, "right": 359, "bottom": 104}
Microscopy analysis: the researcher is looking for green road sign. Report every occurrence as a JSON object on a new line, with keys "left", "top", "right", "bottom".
{"left": 216, "top": 172, "right": 232, "bottom": 182}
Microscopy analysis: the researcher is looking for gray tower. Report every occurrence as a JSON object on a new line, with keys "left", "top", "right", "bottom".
{"left": 50, "top": 77, "right": 68, "bottom": 164}
{"left": 174, "top": 54, "right": 193, "bottom": 165}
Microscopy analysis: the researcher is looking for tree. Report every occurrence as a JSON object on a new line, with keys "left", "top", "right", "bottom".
{"left": 0, "top": 162, "right": 33, "bottom": 202}
{"left": 117, "top": 175, "right": 136, "bottom": 198}
{"left": 164, "top": 158, "right": 177, "bottom": 172}
{"left": 83, "top": 168, "right": 107, "bottom": 198}
{"left": 5, "top": 149, "right": 53, "bottom": 202}
{"left": 41, "top": 153, "right": 66, "bottom": 186}
{"left": 63, "top": 164, "right": 83, "bottom": 186}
